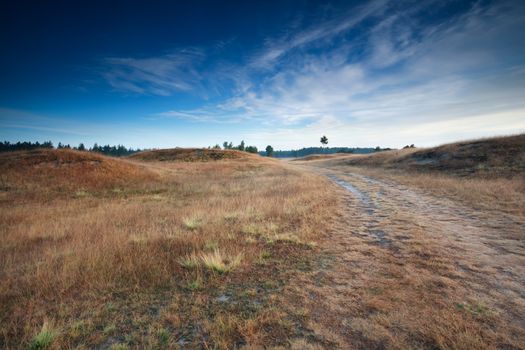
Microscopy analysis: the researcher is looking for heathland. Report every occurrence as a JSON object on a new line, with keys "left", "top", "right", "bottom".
{"left": 1, "top": 135, "right": 524, "bottom": 349}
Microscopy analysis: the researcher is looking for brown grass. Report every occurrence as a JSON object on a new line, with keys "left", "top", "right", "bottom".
{"left": 297, "top": 134, "right": 525, "bottom": 215}
{"left": 0, "top": 149, "right": 338, "bottom": 349}
{"left": 291, "top": 153, "right": 349, "bottom": 162}
{"left": 3, "top": 135, "right": 523, "bottom": 349}
{"left": 282, "top": 168, "right": 525, "bottom": 349}
{"left": 307, "top": 133, "right": 525, "bottom": 178}
{"left": 282, "top": 134, "right": 525, "bottom": 349}
{"left": 345, "top": 166, "right": 525, "bottom": 216}
{"left": 0, "top": 149, "right": 156, "bottom": 199}
{"left": 128, "top": 147, "right": 253, "bottom": 162}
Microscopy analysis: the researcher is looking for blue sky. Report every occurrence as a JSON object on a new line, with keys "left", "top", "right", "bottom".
{"left": 1, "top": 0, "right": 524, "bottom": 149}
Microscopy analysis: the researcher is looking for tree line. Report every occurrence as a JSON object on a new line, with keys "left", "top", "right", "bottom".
{"left": 0, "top": 141, "right": 54, "bottom": 152}
{"left": 263, "top": 146, "right": 392, "bottom": 158}
{"left": 0, "top": 141, "right": 142, "bottom": 157}
{"left": 209, "top": 140, "right": 261, "bottom": 154}
{"left": 1, "top": 135, "right": 395, "bottom": 158}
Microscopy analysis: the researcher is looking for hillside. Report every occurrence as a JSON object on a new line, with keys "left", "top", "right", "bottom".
{"left": 291, "top": 153, "right": 350, "bottom": 161}
{"left": 0, "top": 148, "right": 155, "bottom": 195}
{"left": 321, "top": 134, "right": 525, "bottom": 178}
{"left": 129, "top": 148, "right": 256, "bottom": 162}
{"left": 0, "top": 145, "right": 338, "bottom": 349}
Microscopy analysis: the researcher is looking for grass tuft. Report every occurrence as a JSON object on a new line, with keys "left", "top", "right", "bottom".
{"left": 180, "top": 254, "right": 200, "bottom": 269}
{"left": 157, "top": 328, "right": 170, "bottom": 346}
{"left": 200, "top": 249, "right": 243, "bottom": 274}
{"left": 182, "top": 216, "right": 202, "bottom": 231}
{"left": 186, "top": 279, "right": 202, "bottom": 291}
{"left": 29, "top": 322, "right": 56, "bottom": 350}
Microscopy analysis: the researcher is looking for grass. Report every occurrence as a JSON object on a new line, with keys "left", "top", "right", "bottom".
{"left": 4, "top": 136, "right": 522, "bottom": 348}
{"left": 156, "top": 328, "right": 170, "bottom": 346}
{"left": 182, "top": 216, "right": 202, "bottom": 230}
{"left": 299, "top": 133, "right": 525, "bottom": 215}
{"left": 200, "top": 249, "right": 243, "bottom": 273}
{"left": 181, "top": 249, "right": 243, "bottom": 273}
{"left": 286, "top": 134, "right": 525, "bottom": 349}
{"left": 29, "top": 322, "right": 57, "bottom": 350}
{"left": 337, "top": 165, "right": 524, "bottom": 216}
{"left": 316, "top": 133, "right": 525, "bottom": 177}
{"left": 185, "top": 279, "right": 201, "bottom": 291}
{"left": 0, "top": 148, "right": 338, "bottom": 349}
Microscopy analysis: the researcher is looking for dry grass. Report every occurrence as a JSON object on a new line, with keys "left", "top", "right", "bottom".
{"left": 0, "top": 148, "right": 156, "bottom": 197}
{"left": 300, "top": 134, "right": 525, "bottom": 178}
{"left": 3, "top": 135, "right": 522, "bottom": 349}
{"left": 283, "top": 134, "right": 525, "bottom": 349}
{"left": 298, "top": 134, "right": 525, "bottom": 215}
{"left": 0, "top": 149, "right": 338, "bottom": 349}
{"left": 319, "top": 133, "right": 525, "bottom": 178}
{"left": 181, "top": 249, "right": 243, "bottom": 273}
{"left": 291, "top": 153, "right": 349, "bottom": 162}
{"left": 128, "top": 147, "right": 252, "bottom": 162}
{"left": 349, "top": 167, "right": 525, "bottom": 216}
{"left": 282, "top": 168, "right": 525, "bottom": 349}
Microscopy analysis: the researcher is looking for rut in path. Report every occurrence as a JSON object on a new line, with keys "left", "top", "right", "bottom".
{"left": 285, "top": 169, "right": 525, "bottom": 349}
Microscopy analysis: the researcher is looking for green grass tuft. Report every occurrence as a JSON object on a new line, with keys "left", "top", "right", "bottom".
{"left": 182, "top": 216, "right": 202, "bottom": 230}
{"left": 29, "top": 322, "right": 56, "bottom": 350}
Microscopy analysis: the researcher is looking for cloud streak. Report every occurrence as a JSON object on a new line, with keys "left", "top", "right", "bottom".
{"left": 102, "top": 48, "right": 205, "bottom": 96}
{"left": 98, "top": 0, "right": 525, "bottom": 148}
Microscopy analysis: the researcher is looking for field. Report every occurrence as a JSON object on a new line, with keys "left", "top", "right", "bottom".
{"left": 1, "top": 135, "right": 524, "bottom": 349}
{"left": 290, "top": 134, "right": 525, "bottom": 349}
{"left": 0, "top": 148, "right": 338, "bottom": 349}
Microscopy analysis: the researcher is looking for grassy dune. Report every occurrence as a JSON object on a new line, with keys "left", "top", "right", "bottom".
{"left": 298, "top": 134, "right": 525, "bottom": 214}
{"left": 2, "top": 136, "right": 523, "bottom": 349}
{"left": 0, "top": 149, "right": 338, "bottom": 349}
{"left": 289, "top": 135, "right": 525, "bottom": 349}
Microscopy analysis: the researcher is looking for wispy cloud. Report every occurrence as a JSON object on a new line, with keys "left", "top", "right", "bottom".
{"left": 102, "top": 48, "right": 206, "bottom": 96}
{"left": 248, "top": 0, "right": 388, "bottom": 69}
{"left": 98, "top": 0, "right": 525, "bottom": 148}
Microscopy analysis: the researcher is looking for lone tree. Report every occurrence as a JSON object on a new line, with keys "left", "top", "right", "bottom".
{"left": 265, "top": 145, "right": 274, "bottom": 157}
{"left": 320, "top": 135, "right": 328, "bottom": 146}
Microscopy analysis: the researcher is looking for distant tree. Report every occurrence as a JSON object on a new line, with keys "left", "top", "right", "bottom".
{"left": 320, "top": 135, "right": 328, "bottom": 146}
{"left": 265, "top": 145, "right": 274, "bottom": 157}
{"left": 223, "top": 141, "right": 229, "bottom": 149}
{"left": 245, "top": 145, "right": 258, "bottom": 154}
{"left": 237, "top": 140, "right": 245, "bottom": 151}
{"left": 374, "top": 146, "right": 381, "bottom": 152}
{"left": 78, "top": 143, "right": 86, "bottom": 151}
{"left": 0, "top": 140, "right": 53, "bottom": 152}
{"left": 213, "top": 144, "right": 221, "bottom": 149}
{"left": 57, "top": 142, "right": 64, "bottom": 149}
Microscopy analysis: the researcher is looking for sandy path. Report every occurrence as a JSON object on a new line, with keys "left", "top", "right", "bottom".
{"left": 285, "top": 167, "right": 525, "bottom": 349}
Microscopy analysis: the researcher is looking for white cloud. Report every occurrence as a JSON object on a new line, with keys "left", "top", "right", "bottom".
{"left": 99, "top": 0, "right": 525, "bottom": 148}
{"left": 249, "top": 0, "right": 388, "bottom": 69}
{"left": 102, "top": 48, "right": 205, "bottom": 96}
{"left": 220, "top": 0, "right": 525, "bottom": 147}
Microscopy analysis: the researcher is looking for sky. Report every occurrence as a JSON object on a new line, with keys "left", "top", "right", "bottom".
{"left": 1, "top": 0, "right": 524, "bottom": 150}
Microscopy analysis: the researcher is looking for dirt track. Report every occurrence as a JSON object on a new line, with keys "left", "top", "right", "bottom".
{"left": 286, "top": 166, "right": 525, "bottom": 349}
